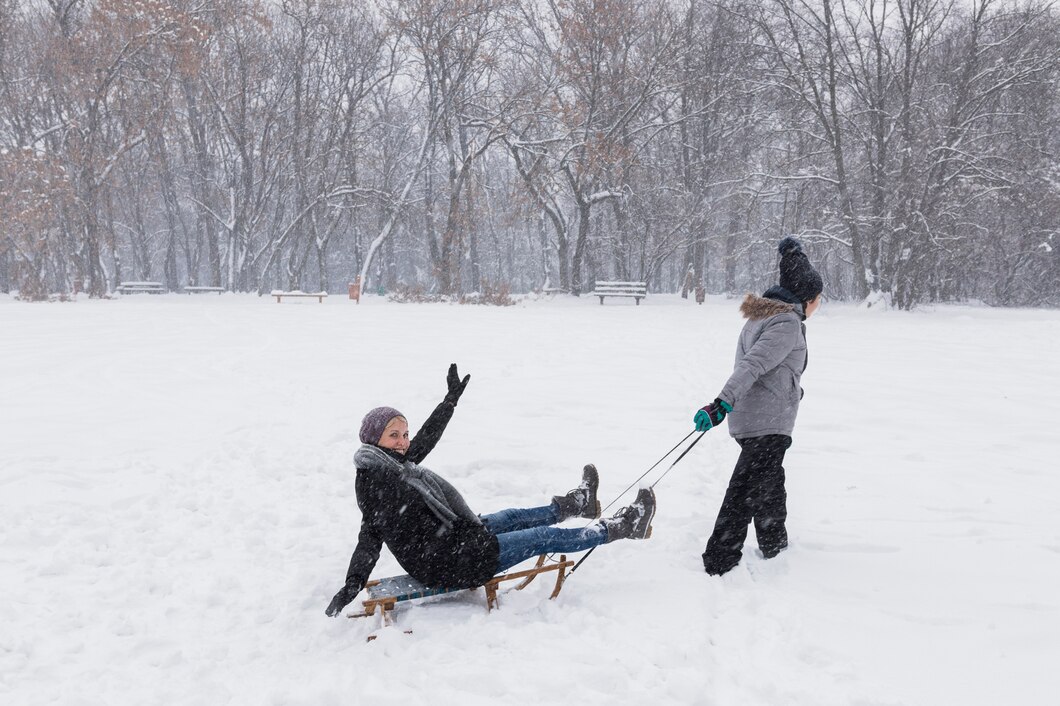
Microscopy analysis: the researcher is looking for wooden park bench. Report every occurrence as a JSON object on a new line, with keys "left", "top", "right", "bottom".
{"left": 183, "top": 286, "right": 225, "bottom": 295}
{"left": 348, "top": 554, "right": 575, "bottom": 640}
{"left": 270, "top": 290, "right": 328, "bottom": 303}
{"left": 117, "top": 281, "right": 165, "bottom": 295}
{"left": 590, "top": 280, "right": 647, "bottom": 305}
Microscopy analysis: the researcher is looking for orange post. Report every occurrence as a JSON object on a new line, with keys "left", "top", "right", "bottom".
{"left": 348, "top": 276, "right": 361, "bottom": 303}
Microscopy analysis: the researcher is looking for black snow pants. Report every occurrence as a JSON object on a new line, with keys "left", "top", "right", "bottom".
{"left": 703, "top": 434, "right": 792, "bottom": 575}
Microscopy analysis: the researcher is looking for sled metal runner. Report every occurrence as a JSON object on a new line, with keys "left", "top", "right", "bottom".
{"left": 348, "top": 554, "right": 574, "bottom": 640}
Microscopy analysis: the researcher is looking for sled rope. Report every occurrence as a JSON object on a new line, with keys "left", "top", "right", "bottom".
{"left": 566, "top": 430, "right": 706, "bottom": 577}
{"left": 649, "top": 430, "right": 707, "bottom": 490}
{"left": 599, "top": 430, "right": 696, "bottom": 515}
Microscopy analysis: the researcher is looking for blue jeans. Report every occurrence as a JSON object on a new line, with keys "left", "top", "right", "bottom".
{"left": 481, "top": 504, "right": 607, "bottom": 573}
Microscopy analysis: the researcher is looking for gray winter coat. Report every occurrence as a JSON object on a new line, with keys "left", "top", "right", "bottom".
{"left": 719, "top": 294, "right": 808, "bottom": 439}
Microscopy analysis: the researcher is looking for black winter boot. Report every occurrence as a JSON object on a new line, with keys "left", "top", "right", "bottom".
{"left": 552, "top": 464, "right": 601, "bottom": 520}
{"left": 703, "top": 551, "right": 740, "bottom": 576}
{"left": 601, "top": 487, "right": 656, "bottom": 541}
{"left": 759, "top": 539, "right": 788, "bottom": 559}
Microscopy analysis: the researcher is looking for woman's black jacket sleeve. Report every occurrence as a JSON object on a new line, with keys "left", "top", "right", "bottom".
{"left": 406, "top": 400, "right": 455, "bottom": 464}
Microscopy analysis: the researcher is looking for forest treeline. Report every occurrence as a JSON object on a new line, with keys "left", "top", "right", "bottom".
{"left": 1, "top": 0, "right": 1058, "bottom": 307}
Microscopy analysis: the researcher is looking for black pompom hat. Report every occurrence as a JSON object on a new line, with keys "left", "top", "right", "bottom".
{"left": 777, "top": 236, "right": 823, "bottom": 304}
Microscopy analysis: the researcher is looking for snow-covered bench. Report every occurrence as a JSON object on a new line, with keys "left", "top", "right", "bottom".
{"left": 271, "top": 290, "right": 328, "bottom": 303}
{"left": 183, "top": 286, "right": 225, "bottom": 295}
{"left": 117, "top": 281, "right": 165, "bottom": 295}
{"left": 590, "top": 281, "right": 647, "bottom": 305}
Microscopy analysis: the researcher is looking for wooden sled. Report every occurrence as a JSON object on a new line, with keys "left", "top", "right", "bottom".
{"left": 348, "top": 554, "right": 575, "bottom": 640}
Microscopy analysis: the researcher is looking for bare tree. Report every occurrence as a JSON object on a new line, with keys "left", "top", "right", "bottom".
{"left": 2, "top": 0, "right": 1058, "bottom": 307}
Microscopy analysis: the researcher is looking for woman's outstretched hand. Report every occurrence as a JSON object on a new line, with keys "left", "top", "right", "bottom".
{"left": 325, "top": 582, "right": 361, "bottom": 617}
{"left": 445, "top": 363, "right": 471, "bottom": 406}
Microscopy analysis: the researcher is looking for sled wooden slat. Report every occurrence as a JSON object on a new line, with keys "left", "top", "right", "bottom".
{"left": 349, "top": 555, "right": 576, "bottom": 638}
{"left": 512, "top": 554, "right": 547, "bottom": 590}
{"left": 363, "top": 575, "right": 467, "bottom": 604}
{"left": 549, "top": 561, "right": 569, "bottom": 599}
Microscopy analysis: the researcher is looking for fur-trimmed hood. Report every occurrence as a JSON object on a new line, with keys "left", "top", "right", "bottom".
{"left": 740, "top": 293, "right": 803, "bottom": 321}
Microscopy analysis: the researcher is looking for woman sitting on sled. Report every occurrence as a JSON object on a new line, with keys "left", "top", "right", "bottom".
{"left": 325, "top": 364, "right": 656, "bottom": 617}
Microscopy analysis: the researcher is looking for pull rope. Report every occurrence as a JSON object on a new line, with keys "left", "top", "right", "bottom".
{"left": 599, "top": 430, "right": 695, "bottom": 515}
{"left": 649, "top": 430, "right": 706, "bottom": 490}
{"left": 565, "top": 430, "right": 706, "bottom": 577}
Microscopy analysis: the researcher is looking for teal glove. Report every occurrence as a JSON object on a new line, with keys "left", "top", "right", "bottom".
{"left": 694, "top": 398, "right": 732, "bottom": 431}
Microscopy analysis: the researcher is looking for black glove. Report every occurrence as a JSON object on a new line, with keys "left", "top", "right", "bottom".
{"left": 445, "top": 363, "right": 471, "bottom": 406}
{"left": 325, "top": 582, "right": 361, "bottom": 617}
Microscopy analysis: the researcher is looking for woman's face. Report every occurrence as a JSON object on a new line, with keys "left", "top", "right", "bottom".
{"left": 377, "top": 416, "right": 410, "bottom": 455}
{"left": 805, "top": 294, "right": 822, "bottom": 318}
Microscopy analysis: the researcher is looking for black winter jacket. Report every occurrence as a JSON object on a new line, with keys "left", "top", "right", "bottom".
{"left": 342, "top": 401, "right": 500, "bottom": 592}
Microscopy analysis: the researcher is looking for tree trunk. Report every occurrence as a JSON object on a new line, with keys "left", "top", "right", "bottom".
{"left": 570, "top": 200, "right": 591, "bottom": 295}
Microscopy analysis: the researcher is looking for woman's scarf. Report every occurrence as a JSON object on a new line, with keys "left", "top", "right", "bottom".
{"left": 354, "top": 444, "right": 482, "bottom": 530}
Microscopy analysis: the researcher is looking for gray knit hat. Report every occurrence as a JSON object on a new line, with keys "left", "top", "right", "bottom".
{"left": 359, "top": 406, "right": 406, "bottom": 444}
{"left": 778, "top": 236, "right": 823, "bottom": 303}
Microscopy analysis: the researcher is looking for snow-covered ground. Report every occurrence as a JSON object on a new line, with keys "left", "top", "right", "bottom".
{"left": 2, "top": 292, "right": 1058, "bottom": 705}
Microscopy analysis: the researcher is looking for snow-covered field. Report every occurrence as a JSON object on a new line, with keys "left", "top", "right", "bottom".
{"left": 2, "top": 292, "right": 1058, "bottom": 705}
